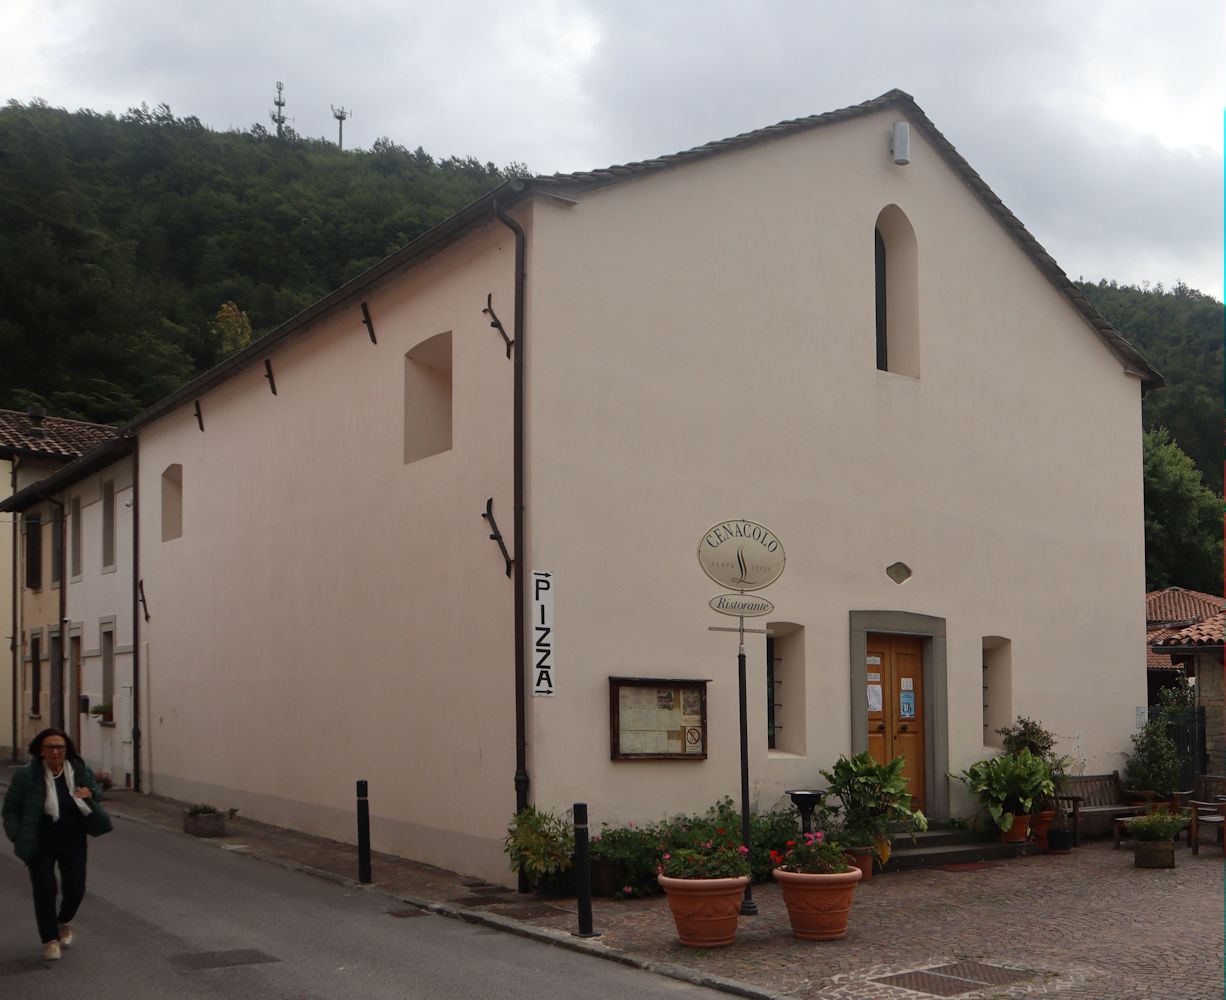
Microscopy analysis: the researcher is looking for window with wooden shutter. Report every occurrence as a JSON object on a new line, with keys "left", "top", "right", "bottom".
{"left": 25, "top": 514, "right": 42, "bottom": 590}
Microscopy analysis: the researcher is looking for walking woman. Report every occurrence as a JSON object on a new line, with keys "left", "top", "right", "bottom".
{"left": 3, "top": 728, "right": 108, "bottom": 961}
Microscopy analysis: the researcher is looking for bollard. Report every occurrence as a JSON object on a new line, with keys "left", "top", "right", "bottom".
{"left": 572, "top": 802, "right": 599, "bottom": 938}
{"left": 356, "top": 779, "right": 372, "bottom": 884}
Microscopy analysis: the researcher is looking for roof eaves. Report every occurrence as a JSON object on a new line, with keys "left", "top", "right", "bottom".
{"left": 121, "top": 179, "right": 529, "bottom": 435}
{"left": 0, "top": 437, "right": 135, "bottom": 513}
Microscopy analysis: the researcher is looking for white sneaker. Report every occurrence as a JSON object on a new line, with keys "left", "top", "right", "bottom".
{"left": 43, "top": 940, "right": 62, "bottom": 961}
{"left": 58, "top": 923, "right": 73, "bottom": 947}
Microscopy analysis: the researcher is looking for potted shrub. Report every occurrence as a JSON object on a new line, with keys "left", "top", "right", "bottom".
{"left": 503, "top": 806, "right": 574, "bottom": 897}
{"left": 90, "top": 703, "right": 114, "bottom": 724}
{"left": 1128, "top": 811, "right": 1190, "bottom": 868}
{"left": 770, "top": 831, "right": 862, "bottom": 940}
{"left": 955, "top": 749, "right": 1054, "bottom": 842}
{"left": 183, "top": 803, "right": 235, "bottom": 837}
{"left": 1123, "top": 720, "right": 1182, "bottom": 806}
{"left": 820, "top": 752, "right": 927, "bottom": 876}
{"left": 656, "top": 841, "right": 751, "bottom": 948}
{"left": 589, "top": 822, "right": 660, "bottom": 898}
{"left": 995, "top": 716, "right": 1069, "bottom": 848}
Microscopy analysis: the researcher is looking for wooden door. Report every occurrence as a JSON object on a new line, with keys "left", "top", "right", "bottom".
{"left": 866, "top": 634, "right": 925, "bottom": 806}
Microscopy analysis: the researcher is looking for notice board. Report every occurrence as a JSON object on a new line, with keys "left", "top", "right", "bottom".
{"left": 609, "top": 677, "right": 708, "bottom": 760}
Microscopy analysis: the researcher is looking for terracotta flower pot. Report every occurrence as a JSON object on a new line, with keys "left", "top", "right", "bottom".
{"left": 844, "top": 847, "right": 874, "bottom": 881}
{"left": 1000, "top": 813, "right": 1031, "bottom": 843}
{"left": 1031, "top": 809, "right": 1056, "bottom": 851}
{"left": 657, "top": 874, "right": 749, "bottom": 948}
{"left": 772, "top": 866, "right": 863, "bottom": 941}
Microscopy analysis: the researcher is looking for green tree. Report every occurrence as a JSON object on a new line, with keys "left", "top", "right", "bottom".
{"left": 1142, "top": 428, "right": 1223, "bottom": 593}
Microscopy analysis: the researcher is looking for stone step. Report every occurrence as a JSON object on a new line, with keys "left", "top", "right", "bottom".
{"left": 885, "top": 837, "right": 1037, "bottom": 871}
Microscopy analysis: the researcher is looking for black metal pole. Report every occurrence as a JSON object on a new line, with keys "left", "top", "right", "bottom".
{"left": 737, "top": 619, "right": 756, "bottom": 915}
{"left": 356, "top": 779, "right": 372, "bottom": 884}
{"left": 573, "top": 803, "right": 599, "bottom": 938}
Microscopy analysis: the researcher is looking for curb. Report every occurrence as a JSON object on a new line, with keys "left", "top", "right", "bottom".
{"left": 2, "top": 777, "right": 782, "bottom": 1000}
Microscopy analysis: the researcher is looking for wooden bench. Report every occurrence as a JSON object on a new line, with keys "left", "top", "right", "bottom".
{"left": 1056, "top": 772, "right": 1148, "bottom": 845}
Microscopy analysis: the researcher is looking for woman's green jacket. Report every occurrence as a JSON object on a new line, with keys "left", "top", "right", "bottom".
{"left": 2, "top": 758, "right": 104, "bottom": 861}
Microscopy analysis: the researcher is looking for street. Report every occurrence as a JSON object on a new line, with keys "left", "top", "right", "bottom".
{"left": 0, "top": 818, "right": 724, "bottom": 999}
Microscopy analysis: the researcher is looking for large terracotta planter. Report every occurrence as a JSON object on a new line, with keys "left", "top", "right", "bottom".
{"left": 772, "top": 867, "right": 863, "bottom": 941}
{"left": 1134, "top": 840, "right": 1176, "bottom": 868}
{"left": 657, "top": 874, "right": 749, "bottom": 948}
{"left": 1031, "top": 809, "right": 1056, "bottom": 851}
{"left": 1000, "top": 813, "right": 1031, "bottom": 844}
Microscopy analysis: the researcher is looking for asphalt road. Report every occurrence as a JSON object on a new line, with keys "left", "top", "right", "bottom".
{"left": 0, "top": 817, "right": 725, "bottom": 999}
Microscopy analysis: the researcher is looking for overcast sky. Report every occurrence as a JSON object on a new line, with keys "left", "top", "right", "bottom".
{"left": 3, "top": 1, "right": 1222, "bottom": 299}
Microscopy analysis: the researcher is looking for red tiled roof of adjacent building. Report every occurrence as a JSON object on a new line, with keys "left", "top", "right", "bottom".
{"left": 1154, "top": 613, "right": 1226, "bottom": 648}
{"left": 0, "top": 408, "right": 118, "bottom": 461}
{"left": 1145, "top": 587, "right": 1226, "bottom": 626}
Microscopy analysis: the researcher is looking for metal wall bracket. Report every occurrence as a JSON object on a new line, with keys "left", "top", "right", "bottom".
{"left": 264, "top": 359, "right": 278, "bottom": 395}
{"left": 482, "top": 497, "right": 513, "bottom": 577}
{"left": 483, "top": 293, "right": 513, "bottom": 359}
{"left": 193, "top": 400, "right": 204, "bottom": 432}
{"left": 137, "top": 580, "right": 151, "bottom": 622}
{"left": 360, "top": 301, "right": 377, "bottom": 344}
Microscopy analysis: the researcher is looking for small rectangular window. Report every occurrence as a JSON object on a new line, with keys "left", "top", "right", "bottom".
{"left": 101, "top": 481, "right": 115, "bottom": 569}
{"left": 50, "top": 505, "right": 63, "bottom": 585}
{"left": 29, "top": 635, "right": 41, "bottom": 715}
{"left": 982, "top": 637, "right": 1012, "bottom": 748}
{"left": 766, "top": 624, "right": 806, "bottom": 755}
{"left": 102, "top": 629, "right": 115, "bottom": 712}
{"left": 404, "top": 332, "right": 453, "bottom": 464}
{"left": 161, "top": 464, "right": 183, "bottom": 541}
{"left": 24, "top": 514, "right": 42, "bottom": 590}
{"left": 70, "top": 497, "right": 82, "bottom": 577}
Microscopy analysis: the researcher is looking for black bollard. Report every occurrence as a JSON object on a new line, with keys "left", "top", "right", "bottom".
{"left": 356, "top": 779, "right": 372, "bottom": 884}
{"left": 572, "top": 803, "right": 599, "bottom": 938}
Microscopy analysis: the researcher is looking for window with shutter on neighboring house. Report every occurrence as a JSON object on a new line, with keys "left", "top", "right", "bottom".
{"left": 29, "top": 635, "right": 41, "bottom": 716}
{"left": 50, "top": 505, "right": 63, "bottom": 585}
{"left": 25, "top": 514, "right": 42, "bottom": 590}
{"left": 70, "top": 496, "right": 82, "bottom": 577}
{"left": 102, "top": 480, "right": 115, "bottom": 569}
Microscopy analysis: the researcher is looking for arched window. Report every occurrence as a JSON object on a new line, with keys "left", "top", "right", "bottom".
{"left": 874, "top": 205, "right": 919, "bottom": 377}
{"left": 161, "top": 464, "right": 183, "bottom": 541}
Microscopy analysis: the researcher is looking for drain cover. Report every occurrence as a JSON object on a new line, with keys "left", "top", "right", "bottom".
{"left": 173, "top": 949, "right": 280, "bottom": 971}
{"left": 929, "top": 961, "right": 1030, "bottom": 986}
{"left": 874, "top": 961, "right": 1032, "bottom": 997}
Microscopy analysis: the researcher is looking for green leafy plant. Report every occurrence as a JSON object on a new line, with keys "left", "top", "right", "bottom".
{"left": 658, "top": 842, "right": 750, "bottom": 879}
{"left": 89, "top": 703, "right": 112, "bottom": 718}
{"left": 503, "top": 806, "right": 574, "bottom": 883}
{"left": 590, "top": 823, "right": 661, "bottom": 897}
{"left": 768, "top": 831, "right": 851, "bottom": 874}
{"left": 185, "top": 803, "right": 238, "bottom": 818}
{"left": 654, "top": 796, "right": 800, "bottom": 882}
{"left": 1127, "top": 811, "right": 1190, "bottom": 841}
{"left": 820, "top": 752, "right": 928, "bottom": 864}
{"left": 954, "top": 749, "right": 1055, "bottom": 832}
{"left": 1123, "top": 720, "right": 1182, "bottom": 800}
{"left": 995, "top": 716, "right": 1058, "bottom": 761}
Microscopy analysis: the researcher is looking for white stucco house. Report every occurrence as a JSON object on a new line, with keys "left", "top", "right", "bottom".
{"left": 3, "top": 91, "right": 1163, "bottom": 883}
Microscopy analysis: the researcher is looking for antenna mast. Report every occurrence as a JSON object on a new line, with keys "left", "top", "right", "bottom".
{"left": 270, "top": 81, "right": 288, "bottom": 138}
{"left": 331, "top": 105, "right": 351, "bottom": 150}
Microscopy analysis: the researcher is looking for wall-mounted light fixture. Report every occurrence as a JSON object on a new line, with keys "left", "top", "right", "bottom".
{"left": 891, "top": 122, "right": 910, "bottom": 166}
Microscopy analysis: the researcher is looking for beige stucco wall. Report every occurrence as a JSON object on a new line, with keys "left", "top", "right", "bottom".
{"left": 520, "top": 108, "right": 1147, "bottom": 828}
{"left": 137, "top": 223, "right": 518, "bottom": 881}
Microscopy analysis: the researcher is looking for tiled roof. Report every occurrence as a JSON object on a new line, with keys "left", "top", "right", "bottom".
{"left": 1154, "top": 613, "right": 1226, "bottom": 648}
{"left": 1145, "top": 587, "right": 1226, "bottom": 626}
{"left": 1145, "top": 628, "right": 1181, "bottom": 669}
{"left": 0, "top": 408, "right": 117, "bottom": 461}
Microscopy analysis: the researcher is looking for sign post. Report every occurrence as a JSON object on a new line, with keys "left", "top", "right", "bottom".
{"left": 698, "top": 519, "right": 785, "bottom": 916}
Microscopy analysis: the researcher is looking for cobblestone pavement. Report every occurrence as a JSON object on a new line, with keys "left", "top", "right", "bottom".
{"left": 12, "top": 779, "right": 1223, "bottom": 1000}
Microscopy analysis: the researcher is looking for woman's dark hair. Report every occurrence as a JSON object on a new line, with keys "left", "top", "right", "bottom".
{"left": 28, "top": 727, "right": 80, "bottom": 763}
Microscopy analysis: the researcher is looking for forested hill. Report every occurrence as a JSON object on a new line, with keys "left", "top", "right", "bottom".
{"left": 0, "top": 100, "right": 522, "bottom": 422}
{"left": 1075, "top": 280, "right": 1223, "bottom": 495}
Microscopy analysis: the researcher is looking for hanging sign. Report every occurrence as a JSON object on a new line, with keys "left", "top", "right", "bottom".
{"left": 532, "top": 571, "right": 554, "bottom": 696}
{"left": 697, "top": 519, "right": 785, "bottom": 592}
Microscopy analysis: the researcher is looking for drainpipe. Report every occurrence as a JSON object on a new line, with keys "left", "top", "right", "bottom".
{"left": 493, "top": 199, "right": 529, "bottom": 837}
{"left": 49, "top": 498, "right": 66, "bottom": 734}
{"left": 9, "top": 457, "right": 17, "bottom": 761}
{"left": 130, "top": 436, "right": 141, "bottom": 791}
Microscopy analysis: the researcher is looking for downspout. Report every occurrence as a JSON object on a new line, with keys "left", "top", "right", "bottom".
{"left": 48, "top": 497, "right": 66, "bottom": 733}
{"left": 130, "top": 436, "right": 141, "bottom": 791}
{"left": 9, "top": 458, "right": 18, "bottom": 761}
{"left": 493, "top": 199, "right": 529, "bottom": 835}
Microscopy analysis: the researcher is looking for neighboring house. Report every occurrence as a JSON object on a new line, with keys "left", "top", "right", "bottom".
{"left": 1153, "top": 613, "right": 1225, "bottom": 774}
{"left": 2, "top": 90, "right": 1163, "bottom": 882}
{"left": 1145, "top": 587, "right": 1225, "bottom": 702}
{"left": 0, "top": 408, "right": 117, "bottom": 758}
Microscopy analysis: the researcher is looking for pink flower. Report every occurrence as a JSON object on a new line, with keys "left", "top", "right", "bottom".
{"left": 663, "top": 853, "right": 671, "bottom": 860}
{"left": 737, "top": 845, "right": 749, "bottom": 855}
{"left": 622, "top": 885, "right": 632, "bottom": 894}
{"left": 815, "top": 831, "right": 824, "bottom": 843}
{"left": 704, "top": 840, "right": 713, "bottom": 849}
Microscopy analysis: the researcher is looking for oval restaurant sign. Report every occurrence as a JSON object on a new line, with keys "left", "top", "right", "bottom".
{"left": 708, "top": 593, "right": 774, "bottom": 617}
{"left": 698, "top": 519, "right": 785, "bottom": 592}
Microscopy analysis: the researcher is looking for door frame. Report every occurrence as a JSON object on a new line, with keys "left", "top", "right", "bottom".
{"left": 849, "top": 611, "right": 949, "bottom": 820}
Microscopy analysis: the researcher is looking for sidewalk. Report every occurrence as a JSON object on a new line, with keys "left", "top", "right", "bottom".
{"left": 7, "top": 777, "right": 1223, "bottom": 999}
